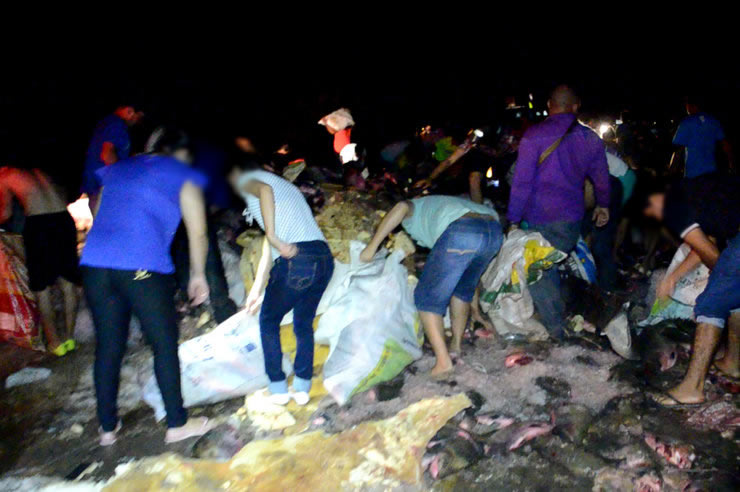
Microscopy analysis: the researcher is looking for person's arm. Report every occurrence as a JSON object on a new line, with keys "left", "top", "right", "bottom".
{"left": 507, "top": 135, "right": 538, "bottom": 226}
{"left": 180, "top": 181, "right": 209, "bottom": 306}
{"left": 100, "top": 142, "right": 119, "bottom": 166}
{"left": 720, "top": 139, "right": 734, "bottom": 172}
{"left": 657, "top": 248, "right": 703, "bottom": 299}
{"left": 245, "top": 236, "right": 273, "bottom": 314}
{"left": 360, "top": 201, "right": 413, "bottom": 262}
{"left": 469, "top": 171, "right": 483, "bottom": 204}
{"left": 0, "top": 183, "right": 12, "bottom": 224}
{"left": 243, "top": 179, "right": 297, "bottom": 259}
{"left": 683, "top": 228, "right": 721, "bottom": 269}
{"left": 588, "top": 147, "right": 611, "bottom": 227}
{"left": 92, "top": 187, "right": 104, "bottom": 217}
{"left": 414, "top": 141, "right": 472, "bottom": 189}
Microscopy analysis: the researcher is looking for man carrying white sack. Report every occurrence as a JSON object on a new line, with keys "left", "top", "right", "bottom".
{"left": 360, "top": 195, "right": 503, "bottom": 377}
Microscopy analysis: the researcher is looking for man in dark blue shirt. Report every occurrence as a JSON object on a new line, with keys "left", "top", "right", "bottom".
{"left": 82, "top": 104, "right": 143, "bottom": 207}
{"left": 670, "top": 97, "right": 734, "bottom": 178}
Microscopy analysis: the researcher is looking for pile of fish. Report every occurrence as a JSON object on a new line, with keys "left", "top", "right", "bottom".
{"left": 421, "top": 393, "right": 554, "bottom": 480}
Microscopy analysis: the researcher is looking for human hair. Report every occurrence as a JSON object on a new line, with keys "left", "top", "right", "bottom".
{"left": 226, "top": 150, "right": 264, "bottom": 175}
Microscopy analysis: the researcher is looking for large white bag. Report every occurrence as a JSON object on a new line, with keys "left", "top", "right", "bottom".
{"left": 141, "top": 310, "right": 292, "bottom": 421}
{"left": 317, "top": 242, "right": 422, "bottom": 405}
{"left": 667, "top": 243, "right": 710, "bottom": 306}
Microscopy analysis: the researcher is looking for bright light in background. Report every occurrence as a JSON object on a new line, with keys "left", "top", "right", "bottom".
{"left": 486, "top": 167, "right": 493, "bottom": 179}
{"left": 598, "top": 123, "right": 610, "bottom": 139}
{"left": 67, "top": 195, "right": 93, "bottom": 231}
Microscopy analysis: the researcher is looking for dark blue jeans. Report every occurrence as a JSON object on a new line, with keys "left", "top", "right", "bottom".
{"left": 583, "top": 176, "right": 623, "bottom": 292}
{"left": 528, "top": 221, "right": 581, "bottom": 339}
{"left": 82, "top": 267, "right": 186, "bottom": 431}
{"left": 415, "top": 217, "right": 503, "bottom": 315}
{"left": 259, "top": 241, "right": 334, "bottom": 383}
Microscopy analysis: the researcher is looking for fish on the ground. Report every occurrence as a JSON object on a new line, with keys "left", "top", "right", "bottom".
{"left": 634, "top": 473, "right": 662, "bottom": 492}
{"left": 505, "top": 352, "right": 533, "bottom": 368}
{"left": 483, "top": 420, "right": 555, "bottom": 455}
{"left": 643, "top": 433, "right": 695, "bottom": 469}
{"left": 191, "top": 423, "right": 250, "bottom": 460}
{"left": 423, "top": 423, "right": 485, "bottom": 479}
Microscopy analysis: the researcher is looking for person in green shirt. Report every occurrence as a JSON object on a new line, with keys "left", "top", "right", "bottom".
{"left": 361, "top": 195, "right": 502, "bottom": 376}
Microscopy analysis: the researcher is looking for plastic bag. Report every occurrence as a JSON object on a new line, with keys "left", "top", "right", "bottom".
{"left": 317, "top": 242, "right": 421, "bottom": 405}
{"left": 667, "top": 243, "right": 710, "bottom": 306}
{"left": 479, "top": 230, "right": 566, "bottom": 330}
{"left": 0, "top": 233, "right": 42, "bottom": 351}
{"left": 564, "top": 237, "right": 597, "bottom": 284}
{"left": 141, "top": 310, "right": 292, "bottom": 421}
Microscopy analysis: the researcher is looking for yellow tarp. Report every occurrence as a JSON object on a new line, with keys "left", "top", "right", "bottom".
{"left": 104, "top": 393, "right": 471, "bottom": 491}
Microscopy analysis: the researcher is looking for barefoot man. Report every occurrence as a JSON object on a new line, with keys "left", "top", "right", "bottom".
{"left": 361, "top": 195, "right": 503, "bottom": 376}
{"left": 644, "top": 174, "right": 740, "bottom": 406}
{"left": 0, "top": 167, "right": 80, "bottom": 356}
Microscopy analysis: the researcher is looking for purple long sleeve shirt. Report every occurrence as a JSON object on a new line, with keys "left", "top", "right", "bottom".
{"left": 508, "top": 113, "right": 610, "bottom": 225}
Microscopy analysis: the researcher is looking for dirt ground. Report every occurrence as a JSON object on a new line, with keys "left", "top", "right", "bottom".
{"left": 1, "top": 308, "right": 738, "bottom": 490}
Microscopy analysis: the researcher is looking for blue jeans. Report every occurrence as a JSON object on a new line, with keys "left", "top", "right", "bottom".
{"left": 415, "top": 217, "right": 503, "bottom": 315}
{"left": 528, "top": 221, "right": 581, "bottom": 339}
{"left": 83, "top": 267, "right": 186, "bottom": 431}
{"left": 694, "top": 234, "right": 740, "bottom": 329}
{"left": 259, "top": 241, "right": 333, "bottom": 384}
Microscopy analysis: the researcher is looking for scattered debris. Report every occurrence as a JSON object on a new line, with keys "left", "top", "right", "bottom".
{"left": 5, "top": 367, "right": 51, "bottom": 389}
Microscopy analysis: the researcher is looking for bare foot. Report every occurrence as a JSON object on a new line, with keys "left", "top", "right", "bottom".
{"left": 665, "top": 384, "right": 705, "bottom": 405}
{"left": 713, "top": 357, "right": 740, "bottom": 379}
{"left": 430, "top": 357, "right": 453, "bottom": 377}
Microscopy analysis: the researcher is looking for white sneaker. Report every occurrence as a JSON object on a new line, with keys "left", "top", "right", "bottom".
{"left": 267, "top": 392, "right": 291, "bottom": 406}
{"left": 291, "top": 391, "right": 310, "bottom": 406}
{"left": 99, "top": 421, "right": 122, "bottom": 447}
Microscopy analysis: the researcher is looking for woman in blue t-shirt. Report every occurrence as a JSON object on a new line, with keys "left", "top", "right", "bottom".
{"left": 80, "top": 129, "right": 214, "bottom": 446}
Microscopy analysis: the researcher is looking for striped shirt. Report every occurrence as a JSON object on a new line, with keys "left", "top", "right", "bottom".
{"left": 238, "top": 170, "right": 325, "bottom": 260}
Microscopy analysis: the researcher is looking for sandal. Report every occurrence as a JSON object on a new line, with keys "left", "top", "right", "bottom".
{"left": 51, "top": 344, "right": 68, "bottom": 357}
{"left": 650, "top": 391, "right": 705, "bottom": 409}
{"left": 64, "top": 339, "right": 77, "bottom": 352}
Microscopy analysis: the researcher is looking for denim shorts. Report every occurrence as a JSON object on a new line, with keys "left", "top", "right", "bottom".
{"left": 694, "top": 234, "right": 740, "bottom": 329}
{"left": 414, "top": 217, "right": 503, "bottom": 315}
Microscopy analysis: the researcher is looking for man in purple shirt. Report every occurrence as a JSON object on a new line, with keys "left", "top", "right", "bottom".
{"left": 508, "top": 85, "right": 610, "bottom": 339}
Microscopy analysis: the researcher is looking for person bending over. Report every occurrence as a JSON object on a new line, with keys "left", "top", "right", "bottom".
{"left": 228, "top": 160, "right": 333, "bottom": 406}
{"left": 360, "top": 195, "right": 503, "bottom": 376}
{"left": 0, "top": 167, "right": 80, "bottom": 355}
{"left": 643, "top": 174, "right": 740, "bottom": 406}
{"left": 80, "top": 129, "right": 212, "bottom": 446}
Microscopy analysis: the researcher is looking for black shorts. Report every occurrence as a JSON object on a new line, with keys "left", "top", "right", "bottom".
{"left": 22, "top": 212, "right": 81, "bottom": 291}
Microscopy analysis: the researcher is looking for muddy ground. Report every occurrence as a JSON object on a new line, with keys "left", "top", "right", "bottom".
{"left": 1, "top": 303, "right": 738, "bottom": 490}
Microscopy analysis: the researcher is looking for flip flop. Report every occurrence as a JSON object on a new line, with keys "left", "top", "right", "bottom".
{"left": 650, "top": 391, "right": 705, "bottom": 409}
{"left": 51, "top": 344, "right": 68, "bottom": 357}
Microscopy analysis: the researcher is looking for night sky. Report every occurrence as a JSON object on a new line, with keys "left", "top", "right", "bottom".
{"left": 1, "top": 37, "right": 736, "bottom": 191}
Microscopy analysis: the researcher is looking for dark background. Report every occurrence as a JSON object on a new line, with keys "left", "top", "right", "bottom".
{"left": 1, "top": 39, "right": 736, "bottom": 192}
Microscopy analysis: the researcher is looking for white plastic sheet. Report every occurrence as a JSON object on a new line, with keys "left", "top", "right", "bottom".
{"left": 141, "top": 310, "right": 292, "bottom": 421}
